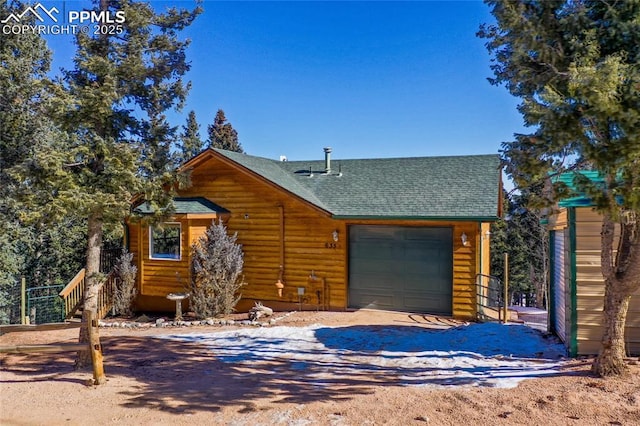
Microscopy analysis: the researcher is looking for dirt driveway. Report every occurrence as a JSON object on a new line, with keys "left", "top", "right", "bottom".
{"left": 1, "top": 310, "right": 639, "bottom": 425}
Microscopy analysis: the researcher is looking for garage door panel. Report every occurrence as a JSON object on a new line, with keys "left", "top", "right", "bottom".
{"left": 352, "top": 226, "right": 398, "bottom": 241}
{"left": 351, "top": 242, "right": 394, "bottom": 259}
{"left": 349, "top": 273, "right": 394, "bottom": 290}
{"left": 403, "top": 294, "right": 448, "bottom": 313}
{"left": 348, "top": 291, "right": 395, "bottom": 310}
{"left": 349, "top": 225, "right": 453, "bottom": 314}
{"left": 349, "top": 258, "right": 395, "bottom": 276}
{"left": 401, "top": 257, "right": 443, "bottom": 275}
{"left": 403, "top": 276, "right": 451, "bottom": 293}
{"left": 402, "top": 227, "right": 450, "bottom": 240}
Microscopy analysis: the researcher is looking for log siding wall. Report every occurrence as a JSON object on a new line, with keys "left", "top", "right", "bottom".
{"left": 129, "top": 155, "right": 490, "bottom": 319}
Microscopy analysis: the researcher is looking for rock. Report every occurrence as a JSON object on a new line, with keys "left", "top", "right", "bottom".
{"left": 135, "top": 314, "right": 152, "bottom": 323}
{"left": 248, "top": 302, "right": 273, "bottom": 321}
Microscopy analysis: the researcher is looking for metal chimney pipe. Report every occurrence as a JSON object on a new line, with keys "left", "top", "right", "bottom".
{"left": 324, "top": 147, "right": 332, "bottom": 174}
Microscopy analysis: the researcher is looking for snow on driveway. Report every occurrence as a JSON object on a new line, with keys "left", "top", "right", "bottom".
{"left": 161, "top": 322, "right": 567, "bottom": 389}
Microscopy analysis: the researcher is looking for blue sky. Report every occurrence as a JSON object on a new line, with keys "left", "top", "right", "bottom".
{"left": 43, "top": 1, "right": 527, "bottom": 163}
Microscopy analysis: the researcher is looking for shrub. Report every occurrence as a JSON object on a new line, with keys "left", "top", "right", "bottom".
{"left": 190, "top": 221, "right": 245, "bottom": 318}
{"left": 112, "top": 249, "right": 137, "bottom": 317}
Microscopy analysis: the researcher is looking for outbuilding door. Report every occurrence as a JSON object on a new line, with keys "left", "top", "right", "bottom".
{"left": 348, "top": 225, "right": 453, "bottom": 314}
{"left": 551, "top": 230, "right": 567, "bottom": 343}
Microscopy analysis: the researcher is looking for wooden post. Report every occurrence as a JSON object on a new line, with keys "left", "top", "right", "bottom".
{"left": 503, "top": 253, "right": 509, "bottom": 324}
{"left": 86, "top": 311, "right": 106, "bottom": 385}
{"left": 21, "top": 276, "right": 26, "bottom": 325}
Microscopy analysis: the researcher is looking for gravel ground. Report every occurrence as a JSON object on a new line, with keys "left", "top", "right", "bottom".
{"left": 1, "top": 310, "right": 639, "bottom": 426}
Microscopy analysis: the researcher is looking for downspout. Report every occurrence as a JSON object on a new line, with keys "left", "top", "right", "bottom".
{"left": 275, "top": 204, "right": 285, "bottom": 297}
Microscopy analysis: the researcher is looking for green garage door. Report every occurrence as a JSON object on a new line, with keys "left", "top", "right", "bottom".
{"left": 348, "top": 225, "right": 453, "bottom": 314}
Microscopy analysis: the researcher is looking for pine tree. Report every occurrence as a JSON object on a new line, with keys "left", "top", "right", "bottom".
{"left": 0, "top": 0, "right": 50, "bottom": 297}
{"left": 0, "top": 0, "right": 51, "bottom": 204}
{"left": 207, "top": 109, "right": 243, "bottom": 152}
{"left": 0, "top": 1, "right": 86, "bottom": 323}
{"left": 190, "top": 221, "right": 245, "bottom": 318}
{"left": 14, "top": 0, "right": 201, "bottom": 368}
{"left": 479, "top": 0, "right": 640, "bottom": 376}
{"left": 179, "top": 110, "right": 203, "bottom": 162}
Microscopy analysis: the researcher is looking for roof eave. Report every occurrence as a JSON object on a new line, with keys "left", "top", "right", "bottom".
{"left": 177, "top": 148, "right": 216, "bottom": 172}
{"left": 332, "top": 215, "right": 500, "bottom": 222}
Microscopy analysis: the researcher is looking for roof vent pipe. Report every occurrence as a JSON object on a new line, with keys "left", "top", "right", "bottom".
{"left": 324, "top": 147, "right": 332, "bottom": 174}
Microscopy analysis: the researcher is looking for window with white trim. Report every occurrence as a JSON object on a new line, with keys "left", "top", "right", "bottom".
{"left": 150, "top": 223, "right": 181, "bottom": 260}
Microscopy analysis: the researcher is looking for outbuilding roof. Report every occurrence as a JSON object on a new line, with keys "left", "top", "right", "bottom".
{"left": 211, "top": 149, "right": 501, "bottom": 220}
{"left": 554, "top": 171, "right": 604, "bottom": 207}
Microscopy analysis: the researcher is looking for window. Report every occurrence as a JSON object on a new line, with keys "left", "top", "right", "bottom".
{"left": 150, "top": 223, "right": 181, "bottom": 260}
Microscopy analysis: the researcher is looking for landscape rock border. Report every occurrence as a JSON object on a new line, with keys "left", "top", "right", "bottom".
{"left": 98, "top": 311, "right": 296, "bottom": 329}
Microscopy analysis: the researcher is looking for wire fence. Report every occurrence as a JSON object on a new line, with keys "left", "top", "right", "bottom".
{"left": 1, "top": 278, "right": 65, "bottom": 325}
{"left": 0, "top": 275, "right": 22, "bottom": 325}
{"left": 26, "top": 285, "right": 65, "bottom": 324}
{"left": 1, "top": 245, "right": 123, "bottom": 325}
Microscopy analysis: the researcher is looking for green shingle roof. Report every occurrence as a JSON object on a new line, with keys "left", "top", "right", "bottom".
{"left": 134, "top": 197, "right": 229, "bottom": 215}
{"left": 554, "top": 171, "right": 604, "bottom": 207}
{"left": 215, "top": 149, "right": 501, "bottom": 220}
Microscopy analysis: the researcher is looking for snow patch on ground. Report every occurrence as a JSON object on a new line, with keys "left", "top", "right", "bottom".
{"left": 161, "top": 322, "right": 566, "bottom": 389}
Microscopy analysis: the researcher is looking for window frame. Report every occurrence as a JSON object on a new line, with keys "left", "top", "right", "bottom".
{"left": 149, "top": 222, "right": 182, "bottom": 261}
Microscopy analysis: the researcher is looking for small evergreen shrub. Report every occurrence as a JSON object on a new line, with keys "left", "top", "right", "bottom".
{"left": 190, "top": 221, "right": 245, "bottom": 318}
{"left": 112, "top": 249, "right": 137, "bottom": 317}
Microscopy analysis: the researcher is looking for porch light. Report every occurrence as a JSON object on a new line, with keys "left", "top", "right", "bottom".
{"left": 461, "top": 232, "right": 470, "bottom": 247}
{"left": 332, "top": 230, "right": 339, "bottom": 242}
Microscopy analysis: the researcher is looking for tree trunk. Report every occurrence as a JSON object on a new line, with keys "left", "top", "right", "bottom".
{"left": 592, "top": 281, "right": 631, "bottom": 376}
{"left": 591, "top": 213, "right": 640, "bottom": 377}
{"left": 75, "top": 212, "right": 103, "bottom": 369}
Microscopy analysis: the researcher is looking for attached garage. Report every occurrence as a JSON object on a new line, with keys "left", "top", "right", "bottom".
{"left": 348, "top": 225, "right": 453, "bottom": 314}
{"left": 131, "top": 148, "right": 501, "bottom": 319}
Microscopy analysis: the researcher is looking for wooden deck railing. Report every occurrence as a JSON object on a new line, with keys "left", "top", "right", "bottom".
{"left": 97, "top": 273, "right": 117, "bottom": 319}
{"left": 59, "top": 269, "right": 86, "bottom": 319}
{"left": 59, "top": 269, "right": 117, "bottom": 320}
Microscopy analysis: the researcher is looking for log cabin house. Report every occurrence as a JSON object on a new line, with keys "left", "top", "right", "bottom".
{"left": 127, "top": 148, "right": 501, "bottom": 319}
{"left": 548, "top": 171, "right": 640, "bottom": 356}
